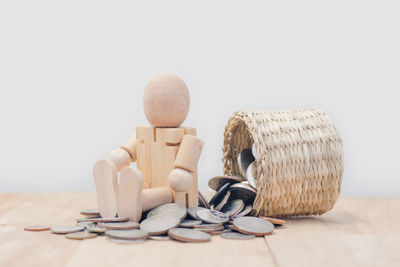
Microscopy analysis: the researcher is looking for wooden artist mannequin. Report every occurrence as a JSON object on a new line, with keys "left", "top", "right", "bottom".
{"left": 93, "top": 75, "right": 204, "bottom": 221}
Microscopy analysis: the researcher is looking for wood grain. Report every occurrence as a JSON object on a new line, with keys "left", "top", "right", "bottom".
{"left": 0, "top": 193, "right": 399, "bottom": 267}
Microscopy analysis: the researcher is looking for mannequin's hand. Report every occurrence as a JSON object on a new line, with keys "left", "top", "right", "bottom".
{"left": 168, "top": 168, "right": 193, "bottom": 192}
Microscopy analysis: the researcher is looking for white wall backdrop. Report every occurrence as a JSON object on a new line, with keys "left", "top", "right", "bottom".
{"left": 0, "top": 1, "right": 399, "bottom": 195}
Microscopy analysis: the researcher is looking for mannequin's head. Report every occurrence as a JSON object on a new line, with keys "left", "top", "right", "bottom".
{"left": 143, "top": 74, "right": 190, "bottom": 127}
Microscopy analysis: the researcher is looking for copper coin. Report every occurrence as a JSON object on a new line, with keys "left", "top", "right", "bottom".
{"left": 24, "top": 225, "right": 50, "bottom": 232}
{"left": 259, "top": 216, "right": 286, "bottom": 225}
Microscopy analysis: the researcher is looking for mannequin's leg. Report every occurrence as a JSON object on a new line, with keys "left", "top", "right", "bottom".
{"left": 93, "top": 159, "right": 119, "bottom": 218}
{"left": 118, "top": 166, "right": 144, "bottom": 222}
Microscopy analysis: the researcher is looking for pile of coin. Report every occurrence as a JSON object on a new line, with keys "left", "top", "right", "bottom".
{"left": 25, "top": 145, "right": 286, "bottom": 244}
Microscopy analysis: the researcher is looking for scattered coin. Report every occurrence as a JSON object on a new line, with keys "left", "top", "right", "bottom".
{"left": 147, "top": 203, "right": 187, "bottom": 220}
{"left": 233, "top": 216, "right": 274, "bottom": 236}
{"left": 220, "top": 232, "right": 255, "bottom": 240}
{"left": 77, "top": 217, "right": 129, "bottom": 223}
{"left": 234, "top": 204, "right": 253, "bottom": 217}
{"left": 51, "top": 225, "right": 85, "bottom": 234}
{"left": 108, "top": 238, "right": 145, "bottom": 244}
{"left": 80, "top": 208, "right": 100, "bottom": 216}
{"left": 76, "top": 222, "right": 95, "bottom": 228}
{"left": 197, "top": 209, "right": 229, "bottom": 224}
{"left": 148, "top": 235, "right": 171, "bottom": 241}
{"left": 24, "top": 225, "right": 50, "bottom": 232}
{"left": 197, "top": 226, "right": 224, "bottom": 233}
{"left": 214, "top": 191, "right": 231, "bottom": 211}
{"left": 246, "top": 162, "right": 257, "bottom": 189}
{"left": 208, "top": 182, "right": 231, "bottom": 206}
{"left": 229, "top": 182, "right": 257, "bottom": 204}
{"left": 221, "top": 199, "right": 244, "bottom": 217}
{"left": 99, "top": 221, "right": 140, "bottom": 230}
{"left": 259, "top": 216, "right": 286, "bottom": 225}
{"left": 211, "top": 229, "right": 231, "bottom": 235}
{"left": 188, "top": 207, "right": 208, "bottom": 220}
{"left": 87, "top": 226, "right": 106, "bottom": 233}
{"left": 198, "top": 191, "right": 210, "bottom": 209}
{"left": 106, "top": 229, "right": 148, "bottom": 240}
{"left": 208, "top": 176, "right": 244, "bottom": 191}
{"left": 180, "top": 219, "right": 203, "bottom": 228}
{"left": 66, "top": 232, "right": 97, "bottom": 240}
{"left": 193, "top": 223, "right": 223, "bottom": 229}
{"left": 168, "top": 228, "right": 211, "bottom": 243}
{"left": 140, "top": 215, "right": 180, "bottom": 235}
{"left": 237, "top": 148, "right": 255, "bottom": 177}
{"left": 201, "top": 189, "right": 217, "bottom": 203}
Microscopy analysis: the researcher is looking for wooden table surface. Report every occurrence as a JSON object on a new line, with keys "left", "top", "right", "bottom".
{"left": 0, "top": 193, "right": 399, "bottom": 267}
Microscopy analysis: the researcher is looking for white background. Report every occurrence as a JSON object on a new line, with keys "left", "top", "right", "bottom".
{"left": 0, "top": 1, "right": 399, "bottom": 195}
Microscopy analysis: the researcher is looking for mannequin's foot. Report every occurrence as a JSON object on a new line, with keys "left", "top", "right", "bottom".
{"left": 93, "top": 159, "right": 118, "bottom": 218}
{"left": 118, "top": 166, "right": 144, "bottom": 222}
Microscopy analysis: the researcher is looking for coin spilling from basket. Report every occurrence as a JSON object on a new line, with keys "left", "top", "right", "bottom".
{"left": 24, "top": 146, "right": 286, "bottom": 243}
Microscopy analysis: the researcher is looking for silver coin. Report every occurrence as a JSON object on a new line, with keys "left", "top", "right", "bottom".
{"left": 147, "top": 203, "right": 187, "bottom": 220}
{"left": 233, "top": 204, "right": 253, "bottom": 217}
{"left": 196, "top": 209, "right": 229, "bottom": 224}
{"left": 77, "top": 217, "right": 129, "bottom": 223}
{"left": 197, "top": 226, "right": 224, "bottom": 233}
{"left": 80, "top": 208, "right": 100, "bottom": 216}
{"left": 211, "top": 229, "right": 231, "bottom": 235}
{"left": 75, "top": 222, "right": 95, "bottom": 229}
{"left": 87, "top": 226, "right": 106, "bottom": 233}
{"left": 214, "top": 191, "right": 231, "bottom": 211}
{"left": 251, "top": 143, "right": 258, "bottom": 160}
{"left": 220, "top": 232, "right": 255, "bottom": 240}
{"left": 237, "top": 148, "right": 255, "bottom": 177}
{"left": 140, "top": 215, "right": 180, "bottom": 235}
{"left": 233, "top": 216, "right": 274, "bottom": 236}
{"left": 168, "top": 228, "right": 211, "bottom": 242}
{"left": 200, "top": 189, "right": 217, "bottom": 203}
{"left": 193, "top": 223, "right": 223, "bottom": 229}
{"left": 148, "top": 235, "right": 171, "bottom": 241}
{"left": 99, "top": 221, "right": 139, "bottom": 230}
{"left": 221, "top": 199, "right": 244, "bottom": 217}
{"left": 108, "top": 238, "right": 145, "bottom": 244}
{"left": 180, "top": 219, "right": 203, "bottom": 228}
{"left": 208, "top": 182, "right": 231, "bottom": 206}
{"left": 246, "top": 162, "right": 257, "bottom": 189}
{"left": 198, "top": 191, "right": 210, "bottom": 209}
{"left": 51, "top": 225, "right": 85, "bottom": 234}
{"left": 208, "top": 176, "right": 244, "bottom": 191}
{"left": 188, "top": 207, "right": 208, "bottom": 220}
{"left": 66, "top": 232, "right": 98, "bottom": 240}
{"left": 106, "top": 229, "right": 148, "bottom": 240}
{"left": 229, "top": 182, "right": 257, "bottom": 204}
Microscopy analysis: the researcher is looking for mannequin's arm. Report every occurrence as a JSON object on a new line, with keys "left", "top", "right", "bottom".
{"left": 168, "top": 135, "right": 204, "bottom": 206}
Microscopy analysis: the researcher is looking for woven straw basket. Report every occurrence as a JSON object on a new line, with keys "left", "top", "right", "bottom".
{"left": 222, "top": 109, "right": 343, "bottom": 217}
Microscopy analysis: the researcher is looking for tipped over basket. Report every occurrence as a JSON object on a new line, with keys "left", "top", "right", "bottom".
{"left": 222, "top": 109, "right": 343, "bottom": 217}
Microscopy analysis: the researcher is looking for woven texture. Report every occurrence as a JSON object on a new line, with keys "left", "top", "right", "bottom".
{"left": 222, "top": 109, "right": 343, "bottom": 217}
